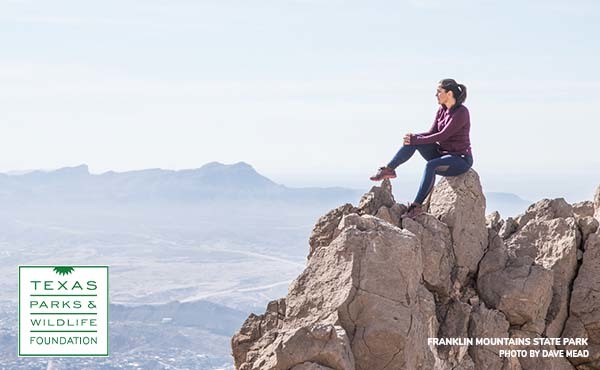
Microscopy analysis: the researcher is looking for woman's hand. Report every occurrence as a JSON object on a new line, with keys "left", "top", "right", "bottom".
{"left": 403, "top": 133, "right": 413, "bottom": 145}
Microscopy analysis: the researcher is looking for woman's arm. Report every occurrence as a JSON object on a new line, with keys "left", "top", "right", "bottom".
{"left": 410, "top": 107, "right": 468, "bottom": 145}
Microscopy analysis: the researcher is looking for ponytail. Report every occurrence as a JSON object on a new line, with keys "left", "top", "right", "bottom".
{"left": 456, "top": 83, "right": 467, "bottom": 106}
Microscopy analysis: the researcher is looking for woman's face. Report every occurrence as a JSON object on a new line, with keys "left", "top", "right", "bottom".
{"left": 436, "top": 85, "right": 452, "bottom": 105}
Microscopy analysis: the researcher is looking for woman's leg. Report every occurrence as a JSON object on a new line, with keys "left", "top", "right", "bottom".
{"left": 387, "top": 143, "right": 440, "bottom": 169}
{"left": 413, "top": 155, "right": 473, "bottom": 204}
{"left": 435, "top": 155, "right": 474, "bottom": 176}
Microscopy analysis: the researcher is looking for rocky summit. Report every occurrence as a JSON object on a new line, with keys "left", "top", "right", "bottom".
{"left": 231, "top": 170, "right": 600, "bottom": 370}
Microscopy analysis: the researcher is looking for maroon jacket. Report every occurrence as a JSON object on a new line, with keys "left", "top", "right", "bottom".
{"left": 410, "top": 105, "right": 472, "bottom": 156}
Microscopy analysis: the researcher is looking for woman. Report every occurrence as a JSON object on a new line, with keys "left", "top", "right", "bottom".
{"left": 370, "top": 78, "right": 473, "bottom": 219}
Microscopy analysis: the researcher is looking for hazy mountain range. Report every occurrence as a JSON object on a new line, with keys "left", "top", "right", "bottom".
{"left": 0, "top": 162, "right": 530, "bottom": 216}
{"left": 0, "top": 162, "right": 360, "bottom": 205}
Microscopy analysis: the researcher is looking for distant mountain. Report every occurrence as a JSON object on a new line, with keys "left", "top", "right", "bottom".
{"left": 0, "top": 162, "right": 362, "bottom": 205}
{"left": 485, "top": 191, "right": 531, "bottom": 218}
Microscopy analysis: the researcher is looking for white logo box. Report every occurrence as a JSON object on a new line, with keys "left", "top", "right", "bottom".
{"left": 18, "top": 266, "right": 109, "bottom": 357}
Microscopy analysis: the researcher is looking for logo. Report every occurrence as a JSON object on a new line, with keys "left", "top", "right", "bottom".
{"left": 18, "top": 266, "right": 109, "bottom": 356}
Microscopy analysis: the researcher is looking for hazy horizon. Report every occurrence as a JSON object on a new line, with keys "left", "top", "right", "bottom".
{"left": 1, "top": 160, "right": 598, "bottom": 207}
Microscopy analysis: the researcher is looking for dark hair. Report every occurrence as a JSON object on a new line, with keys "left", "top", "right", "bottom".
{"left": 439, "top": 78, "right": 467, "bottom": 107}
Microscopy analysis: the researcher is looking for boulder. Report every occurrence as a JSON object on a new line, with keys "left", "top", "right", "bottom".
{"left": 308, "top": 203, "right": 356, "bottom": 259}
{"left": 245, "top": 324, "right": 354, "bottom": 370}
{"left": 356, "top": 179, "right": 395, "bottom": 215}
{"left": 374, "top": 205, "right": 399, "bottom": 226}
{"left": 486, "top": 211, "right": 503, "bottom": 233}
{"left": 333, "top": 215, "right": 436, "bottom": 370}
{"left": 232, "top": 298, "right": 286, "bottom": 369}
{"left": 429, "top": 169, "right": 488, "bottom": 276}
{"left": 437, "top": 300, "right": 472, "bottom": 365}
{"left": 499, "top": 217, "right": 518, "bottom": 239}
{"left": 579, "top": 216, "right": 600, "bottom": 244}
{"left": 573, "top": 200, "right": 594, "bottom": 219}
{"left": 233, "top": 213, "right": 438, "bottom": 370}
{"left": 506, "top": 215, "right": 580, "bottom": 337}
{"left": 468, "top": 303, "right": 516, "bottom": 370}
{"left": 232, "top": 171, "right": 599, "bottom": 370}
{"left": 477, "top": 231, "right": 554, "bottom": 332}
{"left": 515, "top": 198, "right": 574, "bottom": 230}
{"left": 402, "top": 214, "right": 454, "bottom": 300}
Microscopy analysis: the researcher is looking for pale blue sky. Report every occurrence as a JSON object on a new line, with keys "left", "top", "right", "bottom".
{"left": 1, "top": 0, "right": 599, "bottom": 200}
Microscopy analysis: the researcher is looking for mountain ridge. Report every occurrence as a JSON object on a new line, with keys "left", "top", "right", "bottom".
{"left": 0, "top": 162, "right": 361, "bottom": 204}
{"left": 0, "top": 162, "right": 530, "bottom": 216}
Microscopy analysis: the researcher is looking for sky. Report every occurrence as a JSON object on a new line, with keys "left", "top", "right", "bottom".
{"left": 1, "top": 0, "right": 599, "bottom": 201}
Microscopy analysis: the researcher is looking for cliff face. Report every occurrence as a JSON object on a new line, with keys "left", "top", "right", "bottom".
{"left": 231, "top": 170, "right": 600, "bottom": 370}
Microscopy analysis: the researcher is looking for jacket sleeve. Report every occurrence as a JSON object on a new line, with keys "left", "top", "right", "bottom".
{"left": 411, "top": 107, "right": 468, "bottom": 145}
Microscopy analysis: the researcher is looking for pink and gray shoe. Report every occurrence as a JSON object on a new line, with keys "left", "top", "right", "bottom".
{"left": 401, "top": 203, "right": 424, "bottom": 219}
{"left": 369, "top": 166, "right": 397, "bottom": 181}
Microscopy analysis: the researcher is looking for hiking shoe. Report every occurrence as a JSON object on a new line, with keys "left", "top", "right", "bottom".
{"left": 401, "top": 202, "right": 424, "bottom": 219}
{"left": 370, "top": 166, "right": 396, "bottom": 181}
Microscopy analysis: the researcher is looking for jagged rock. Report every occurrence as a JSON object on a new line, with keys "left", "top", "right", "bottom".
{"left": 308, "top": 203, "right": 356, "bottom": 259}
{"left": 561, "top": 232, "right": 600, "bottom": 368}
{"left": 290, "top": 363, "right": 335, "bottom": 370}
{"left": 429, "top": 169, "right": 488, "bottom": 275}
{"left": 515, "top": 198, "right": 573, "bottom": 230}
{"left": 468, "top": 303, "right": 514, "bottom": 370}
{"left": 486, "top": 211, "right": 503, "bottom": 232}
{"left": 573, "top": 201, "right": 595, "bottom": 219}
{"left": 499, "top": 217, "right": 518, "bottom": 239}
{"left": 506, "top": 216, "right": 580, "bottom": 337}
{"left": 438, "top": 300, "right": 472, "bottom": 365}
{"left": 356, "top": 178, "right": 395, "bottom": 215}
{"left": 233, "top": 213, "right": 438, "bottom": 370}
{"left": 374, "top": 205, "right": 398, "bottom": 226}
{"left": 232, "top": 299, "right": 286, "bottom": 369}
{"left": 232, "top": 170, "right": 598, "bottom": 370}
{"left": 402, "top": 215, "right": 453, "bottom": 300}
{"left": 579, "top": 216, "right": 600, "bottom": 244}
{"left": 246, "top": 324, "right": 354, "bottom": 370}
{"left": 477, "top": 230, "right": 554, "bottom": 331}
{"left": 509, "top": 330, "right": 576, "bottom": 370}
{"left": 333, "top": 215, "right": 436, "bottom": 370}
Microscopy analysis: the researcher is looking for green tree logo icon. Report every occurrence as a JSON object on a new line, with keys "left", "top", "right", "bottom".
{"left": 53, "top": 266, "right": 75, "bottom": 276}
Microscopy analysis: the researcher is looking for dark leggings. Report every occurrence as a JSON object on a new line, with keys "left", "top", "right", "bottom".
{"left": 387, "top": 143, "right": 473, "bottom": 204}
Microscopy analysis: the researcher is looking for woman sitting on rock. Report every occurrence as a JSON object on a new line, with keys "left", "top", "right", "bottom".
{"left": 370, "top": 78, "right": 473, "bottom": 219}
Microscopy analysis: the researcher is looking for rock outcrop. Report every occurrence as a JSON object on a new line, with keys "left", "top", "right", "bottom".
{"left": 232, "top": 174, "right": 600, "bottom": 370}
{"left": 429, "top": 171, "right": 488, "bottom": 280}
